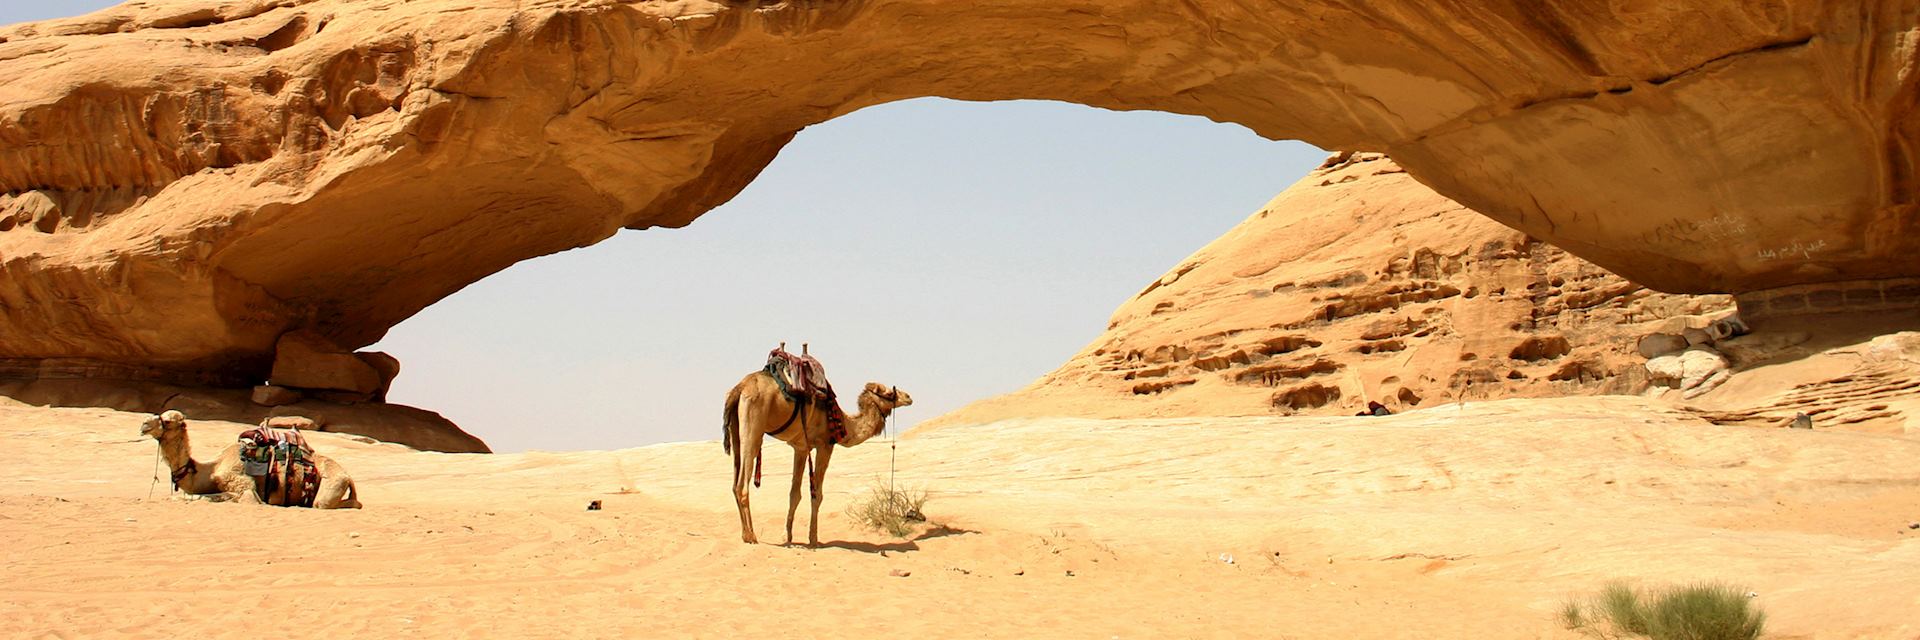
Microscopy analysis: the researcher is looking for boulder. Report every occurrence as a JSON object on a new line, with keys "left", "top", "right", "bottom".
{"left": 264, "top": 415, "right": 320, "bottom": 430}
{"left": 269, "top": 331, "right": 383, "bottom": 395}
{"left": 310, "top": 390, "right": 375, "bottom": 404}
{"left": 250, "top": 385, "right": 303, "bottom": 407}
{"left": 271, "top": 402, "right": 491, "bottom": 453}
{"left": 1646, "top": 346, "right": 1731, "bottom": 398}
{"left": 1864, "top": 332, "right": 1920, "bottom": 364}
{"left": 354, "top": 352, "right": 402, "bottom": 401}
{"left": 1682, "top": 327, "right": 1714, "bottom": 346}
{"left": 1708, "top": 315, "right": 1750, "bottom": 341}
{"left": 1637, "top": 333, "right": 1691, "bottom": 359}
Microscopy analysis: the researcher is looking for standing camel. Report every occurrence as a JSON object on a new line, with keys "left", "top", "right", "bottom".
{"left": 722, "top": 374, "right": 912, "bottom": 546}
{"left": 140, "top": 410, "right": 362, "bottom": 509}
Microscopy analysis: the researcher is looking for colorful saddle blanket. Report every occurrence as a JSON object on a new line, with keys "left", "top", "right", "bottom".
{"left": 238, "top": 423, "right": 321, "bottom": 507}
{"left": 763, "top": 348, "right": 848, "bottom": 441}
{"left": 765, "top": 348, "right": 834, "bottom": 402}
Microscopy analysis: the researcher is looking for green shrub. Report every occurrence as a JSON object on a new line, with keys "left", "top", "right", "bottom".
{"left": 846, "top": 483, "right": 928, "bottom": 538}
{"left": 1563, "top": 581, "right": 1764, "bottom": 640}
{"left": 1599, "top": 582, "right": 1652, "bottom": 636}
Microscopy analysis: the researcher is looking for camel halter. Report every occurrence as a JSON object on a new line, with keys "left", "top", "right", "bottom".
{"left": 150, "top": 445, "right": 194, "bottom": 499}
{"left": 888, "top": 404, "right": 900, "bottom": 496}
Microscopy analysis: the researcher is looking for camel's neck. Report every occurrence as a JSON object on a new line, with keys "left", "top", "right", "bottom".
{"left": 156, "top": 430, "right": 209, "bottom": 493}
{"left": 838, "top": 395, "right": 895, "bottom": 446}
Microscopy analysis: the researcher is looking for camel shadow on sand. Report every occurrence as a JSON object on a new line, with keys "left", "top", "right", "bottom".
{"left": 812, "top": 524, "right": 977, "bottom": 554}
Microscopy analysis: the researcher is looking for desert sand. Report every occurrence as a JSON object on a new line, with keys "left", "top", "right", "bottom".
{"left": 6, "top": 3, "right": 1920, "bottom": 638}
{"left": 4, "top": 393, "right": 1918, "bottom": 639}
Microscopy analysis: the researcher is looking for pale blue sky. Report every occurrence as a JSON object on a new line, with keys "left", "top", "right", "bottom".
{"left": 9, "top": 3, "right": 1327, "bottom": 452}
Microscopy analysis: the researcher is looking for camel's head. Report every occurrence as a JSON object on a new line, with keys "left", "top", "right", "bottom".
{"left": 139, "top": 410, "right": 185, "bottom": 439}
{"left": 864, "top": 383, "right": 912, "bottom": 409}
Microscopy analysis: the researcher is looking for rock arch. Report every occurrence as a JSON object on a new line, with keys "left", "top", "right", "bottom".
{"left": 1, "top": 0, "right": 1914, "bottom": 379}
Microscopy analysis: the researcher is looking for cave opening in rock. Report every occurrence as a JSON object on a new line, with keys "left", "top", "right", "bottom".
{"left": 367, "top": 98, "right": 1325, "bottom": 452}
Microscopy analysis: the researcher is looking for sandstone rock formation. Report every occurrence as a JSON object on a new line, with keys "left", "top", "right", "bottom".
{"left": 1680, "top": 325, "right": 1920, "bottom": 435}
{"left": 250, "top": 383, "right": 301, "bottom": 406}
{"left": 0, "top": 376, "right": 488, "bottom": 452}
{"left": 1646, "top": 345, "right": 1733, "bottom": 399}
{"left": 268, "top": 330, "right": 384, "bottom": 396}
{"left": 354, "top": 351, "right": 401, "bottom": 401}
{"left": 1, "top": 0, "right": 1916, "bottom": 387}
{"left": 930, "top": 155, "right": 1734, "bottom": 424}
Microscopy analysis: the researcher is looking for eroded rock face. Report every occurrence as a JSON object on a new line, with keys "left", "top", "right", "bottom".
{"left": 250, "top": 384, "right": 301, "bottom": 406}
{"left": 268, "top": 330, "right": 382, "bottom": 395}
{"left": 0, "top": 377, "right": 489, "bottom": 452}
{"left": 930, "top": 155, "right": 1734, "bottom": 423}
{"left": 1646, "top": 345, "right": 1732, "bottom": 398}
{"left": 0, "top": 0, "right": 1914, "bottom": 380}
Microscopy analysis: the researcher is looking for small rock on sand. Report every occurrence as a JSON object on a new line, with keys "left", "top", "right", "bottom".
{"left": 889, "top": 569, "right": 911, "bottom": 578}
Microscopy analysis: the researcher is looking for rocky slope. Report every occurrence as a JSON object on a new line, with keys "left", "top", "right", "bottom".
{"left": 932, "top": 155, "right": 1736, "bottom": 425}
{"left": 2, "top": 0, "right": 1916, "bottom": 387}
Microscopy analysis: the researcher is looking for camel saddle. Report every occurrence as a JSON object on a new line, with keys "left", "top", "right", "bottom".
{"left": 238, "top": 419, "right": 322, "bottom": 508}
{"left": 762, "top": 348, "right": 848, "bottom": 441}
{"left": 765, "top": 348, "right": 834, "bottom": 402}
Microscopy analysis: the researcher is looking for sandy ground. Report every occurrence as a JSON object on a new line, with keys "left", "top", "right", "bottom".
{"left": 4, "top": 396, "right": 1919, "bottom": 639}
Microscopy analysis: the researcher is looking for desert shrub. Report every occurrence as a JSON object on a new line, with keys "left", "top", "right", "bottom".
{"left": 1563, "top": 581, "right": 1763, "bottom": 640}
{"left": 846, "top": 483, "right": 928, "bottom": 538}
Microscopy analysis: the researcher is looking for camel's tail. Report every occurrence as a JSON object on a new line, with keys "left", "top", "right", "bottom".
{"left": 340, "top": 478, "right": 362, "bottom": 509}
{"left": 723, "top": 383, "right": 742, "bottom": 478}
{"left": 723, "top": 384, "right": 741, "bottom": 455}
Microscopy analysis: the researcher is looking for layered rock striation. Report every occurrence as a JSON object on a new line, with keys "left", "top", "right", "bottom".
{"left": 1, "top": 0, "right": 1915, "bottom": 383}
{"left": 930, "top": 155, "right": 1735, "bottom": 424}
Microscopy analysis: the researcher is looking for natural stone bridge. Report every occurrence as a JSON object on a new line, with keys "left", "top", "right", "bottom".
{"left": 2, "top": 0, "right": 1914, "bottom": 382}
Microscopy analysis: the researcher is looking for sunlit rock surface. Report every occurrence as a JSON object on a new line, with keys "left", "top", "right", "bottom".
{"left": 930, "top": 155, "right": 1737, "bottom": 424}
{"left": 1, "top": 0, "right": 1914, "bottom": 382}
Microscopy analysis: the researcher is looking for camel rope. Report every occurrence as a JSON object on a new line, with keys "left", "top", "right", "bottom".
{"left": 146, "top": 445, "right": 162, "bottom": 501}
{"left": 888, "top": 407, "right": 898, "bottom": 496}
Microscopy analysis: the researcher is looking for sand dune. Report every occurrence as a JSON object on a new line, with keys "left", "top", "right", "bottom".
{"left": 3, "top": 397, "right": 1917, "bottom": 638}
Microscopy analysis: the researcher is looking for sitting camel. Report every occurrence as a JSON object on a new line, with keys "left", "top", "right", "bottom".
{"left": 140, "top": 410, "right": 362, "bottom": 509}
{"left": 722, "top": 374, "right": 912, "bottom": 546}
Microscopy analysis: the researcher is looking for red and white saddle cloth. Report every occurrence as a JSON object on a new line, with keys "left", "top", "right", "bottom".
{"left": 238, "top": 422, "right": 321, "bottom": 507}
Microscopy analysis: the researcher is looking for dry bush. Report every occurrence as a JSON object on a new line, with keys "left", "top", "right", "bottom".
{"left": 1563, "top": 581, "right": 1764, "bottom": 640}
{"left": 846, "top": 483, "right": 928, "bottom": 538}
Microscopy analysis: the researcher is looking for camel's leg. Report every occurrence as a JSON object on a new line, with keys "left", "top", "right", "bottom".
{"left": 313, "top": 474, "right": 359, "bottom": 509}
{"left": 807, "top": 444, "right": 835, "bottom": 547}
{"left": 311, "top": 458, "right": 362, "bottom": 509}
{"left": 333, "top": 478, "right": 361, "bottom": 509}
{"left": 223, "top": 483, "right": 264, "bottom": 504}
{"left": 783, "top": 445, "right": 808, "bottom": 546}
{"left": 733, "top": 404, "right": 764, "bottom": 544}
